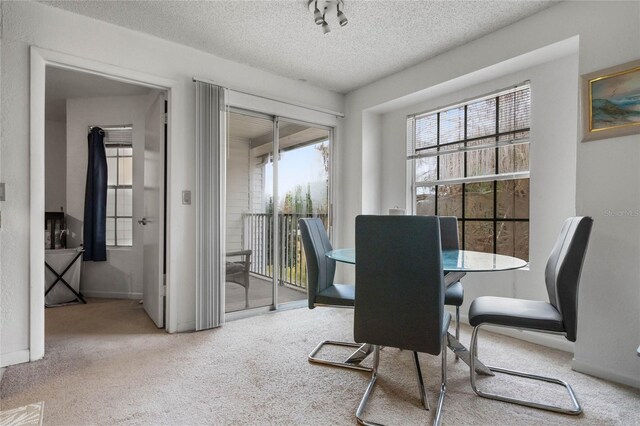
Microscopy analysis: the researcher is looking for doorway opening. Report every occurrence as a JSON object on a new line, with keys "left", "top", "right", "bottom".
{"left": 225, "top": 109, "right": 333, "bottom": 314}
{"left": 43, "top": 65, "right": 168, "bottom": 335}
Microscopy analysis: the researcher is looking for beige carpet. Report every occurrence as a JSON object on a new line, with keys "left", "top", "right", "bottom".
{"left": 0, "top": 299, "right": 638, "bottom": 425}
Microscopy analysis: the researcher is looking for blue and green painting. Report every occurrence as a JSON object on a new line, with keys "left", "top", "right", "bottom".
{"left": 591, "top": 67, "right": 640, "bottom": 130}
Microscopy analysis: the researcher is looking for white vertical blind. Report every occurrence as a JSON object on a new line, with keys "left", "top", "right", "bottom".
{"left": 195, "top": 81, "right": 227, "bottom": 331}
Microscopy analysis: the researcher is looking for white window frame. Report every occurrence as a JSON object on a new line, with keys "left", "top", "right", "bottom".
{"left": 407, "top": 82, "right": 531, "bottom": 258}
{"left": 103, "top": 126, "right": 134, "bottom": 247}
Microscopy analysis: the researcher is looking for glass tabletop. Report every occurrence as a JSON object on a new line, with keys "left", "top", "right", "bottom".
{"left": 325, "top": 248, "right": 527, "bottom": 272}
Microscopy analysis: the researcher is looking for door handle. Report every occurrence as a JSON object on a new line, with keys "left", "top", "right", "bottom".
{"left": 138, "top": 218, "right": 148, "bottom": 225}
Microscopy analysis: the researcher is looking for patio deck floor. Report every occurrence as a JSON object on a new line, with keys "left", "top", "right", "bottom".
{"left": 225, "top": 275, "right": 306, "bottom": 313}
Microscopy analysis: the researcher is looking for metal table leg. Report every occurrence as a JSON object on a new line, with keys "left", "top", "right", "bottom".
{"left": 344, "top": 343, "right": 373, "bottom": 365}
{"left": 342, "top": 337, "right": 493, "bottom": 376}
{"left": 447, "top": 332, "right": 494, "bottom": 376}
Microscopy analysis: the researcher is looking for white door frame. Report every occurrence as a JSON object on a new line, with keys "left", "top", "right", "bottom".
{"left": 29, "top": 47, "right": 177, "bottom": 361}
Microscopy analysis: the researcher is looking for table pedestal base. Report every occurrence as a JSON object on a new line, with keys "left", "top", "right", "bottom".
{"left": 447, "top": 333, "right": 494, "bottom": 376}
{"left": 344, "top": 343, "right": 374, "bottom": 365}
{"left": 344, "top": 336, "right": 494, "bottom": 376}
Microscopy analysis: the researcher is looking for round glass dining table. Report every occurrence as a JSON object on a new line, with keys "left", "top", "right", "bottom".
{"left": 325, "top": 247, "right": 528, "bottom": 375}
{"left": 326, "top": 248, "right": 528, "bottom": 272}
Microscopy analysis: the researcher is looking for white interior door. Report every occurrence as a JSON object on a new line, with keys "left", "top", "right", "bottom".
{"left": 142, "top": 91, "right": 165, "bottom": 328}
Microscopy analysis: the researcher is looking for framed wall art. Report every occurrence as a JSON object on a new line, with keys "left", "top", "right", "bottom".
{"left": 582, "top": 59, "right": 640, "bottom": 142}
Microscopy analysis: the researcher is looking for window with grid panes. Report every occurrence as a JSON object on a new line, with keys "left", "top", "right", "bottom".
{"left": 104, "top": 127, "right": 133, "bottom": 247}
{"left": 407, "top": 84, "right": 530, "bottom": 260}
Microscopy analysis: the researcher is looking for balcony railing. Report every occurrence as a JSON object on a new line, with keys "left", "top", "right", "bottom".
{"left": 242, "top": 213, "right": 329, "bottom": 290}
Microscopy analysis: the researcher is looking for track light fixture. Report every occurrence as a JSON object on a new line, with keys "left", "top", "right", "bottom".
{"left": 313, "top": 1, "right": 323, "bottom": 25}
{"left": 308, "top": 0, "right": 348, "bottom": 33}
{"left": 321, "top": 15, "right": 331, "bottom": 34}
{"left": 337, "top": 3, "right": 348, "bottom": 27}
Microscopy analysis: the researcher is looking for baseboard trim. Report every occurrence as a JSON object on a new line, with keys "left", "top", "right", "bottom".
{"left": 176, "top": 320, "right": 196, "bottom": 332}
{"left": 572, "top": 359, "right": 640, "bottom": 389}
{"left": 81, "top": 291, "right": 143, "bottom": 300}
{"left": 454, "top": 311, "right": 574, "bottom": 353}
{"left": 0, "top": 349, "right": 30, "bottom": 367}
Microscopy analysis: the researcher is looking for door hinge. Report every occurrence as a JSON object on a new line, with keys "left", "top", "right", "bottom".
{"left": 161, "top": 285, "right": 167, "bottom": 296}
{"left": 162, "top": 113, "right": 168, "bottom": 124}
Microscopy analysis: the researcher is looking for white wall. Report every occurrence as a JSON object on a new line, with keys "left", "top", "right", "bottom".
{"left": 0, "top": 1, "right": 342, "bottom": 366}
{"left": 66, "top": 95, "right": 148, "bottom": 299}
{"left": 44, "top": 120, "right": 66, "bottom": 212}
{"left": 227, "top": 135, "right": 250, "bottom": 252}
{"left": 361, "top": 112, "right": 383, "bottom": 214}
{"left": 250, "top": 152, "right": 266, "bottom": 214}
{"left": 339, "top": 1, "right": 640, "bottom": 387}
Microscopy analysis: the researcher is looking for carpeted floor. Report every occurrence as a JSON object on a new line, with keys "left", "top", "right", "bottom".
{"left": 0, "top": 299, "right": 638, "bottom": 425}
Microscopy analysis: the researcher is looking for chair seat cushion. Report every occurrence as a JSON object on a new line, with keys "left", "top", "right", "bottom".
{"left": 444, "top": 281, "right": 464, "bottom": 307}
{"left": 469, "top": 296, "right": 565, "bottom": 333}
{"left": 225, "top": 262, "right": 245, "bottom": 274}
{"left": 315, "top": 283, "right": 355, "bottom": 307}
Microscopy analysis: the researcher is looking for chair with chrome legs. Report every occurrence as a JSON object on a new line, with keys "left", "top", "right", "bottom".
{"left": 354, "top": 215, "right": 450, "bottom": 425}
{"left": 468, "top": 216, "right": 593, "bottom": 415}
{"left": 299, "top": 218, "right": 373, "bottom": 372}
{"left": 439, "top": 216, "right": 465, "bottom": 349}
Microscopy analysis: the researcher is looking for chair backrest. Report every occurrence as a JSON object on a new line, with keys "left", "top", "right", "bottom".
{"left": 544, "top": 216, "right": 593, "bottom": 342}
{"left": 438, "top": 216, "right": 460, "bottom": 250}
{"left": 354, "top": 215, "right": 446, "bottom": 355}
{"left": 298, "top": 218, "right": 335, "bottom": 309}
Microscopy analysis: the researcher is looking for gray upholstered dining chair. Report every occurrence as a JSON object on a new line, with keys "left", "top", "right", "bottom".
{"left": 439, "top": 216, "right": 465, "bottom": 347}
{"left": 298, "top": 218, "right": 372, "bottom": 372}
{"left": 468, "top": 216, "right": 593, "bottom": 415}
{"left": 354, "top": 215, "right": 450, "bottom": 426}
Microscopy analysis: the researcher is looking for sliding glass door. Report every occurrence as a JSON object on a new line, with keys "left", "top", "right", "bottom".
{"left": 275, "top": 119, "right": 331, "bottom": 305}
{"left": 225, "top": 111, "right": 275, "bottom": 312}
{"left": 225, "top": 111, "right": 332, "bottom": 313}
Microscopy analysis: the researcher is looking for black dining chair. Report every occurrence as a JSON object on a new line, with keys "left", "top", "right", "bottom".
{"left": 298, "top": 218, "right": 373, "bottom": 372}
{"left": 354, "top": 215, "right": 450, "bottom": 425}
{"left": 439, "top": 216, "right": 465, "bottom": 348}
{"left": 468, "top": 216, "right": 593, "bottom": 415}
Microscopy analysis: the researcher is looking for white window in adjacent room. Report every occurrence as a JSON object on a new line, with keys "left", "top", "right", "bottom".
{"left": 407, "top": 83, "right": 531, "bottom": 260}
{"left": 105, "top": 126, "right": 133, "bottom": 247}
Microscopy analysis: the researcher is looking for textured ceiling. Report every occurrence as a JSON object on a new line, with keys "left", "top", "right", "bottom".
{"left": 42, "top": 0, "right": 556, "bottom": 94}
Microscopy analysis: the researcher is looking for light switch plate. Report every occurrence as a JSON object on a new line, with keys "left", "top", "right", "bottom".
{"left": 182, "top": 190, "right": 191, "bottom": 205}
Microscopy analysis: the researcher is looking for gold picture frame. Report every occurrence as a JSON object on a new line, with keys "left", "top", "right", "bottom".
{"left": 582, "top": 59, "right": 640, "bottom": 142}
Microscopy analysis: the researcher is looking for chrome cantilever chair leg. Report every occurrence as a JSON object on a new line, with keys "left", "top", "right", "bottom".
{"left": 309, "top": 340, "right": 374, "bottom": 372}
{"left": 413, "top": 351, "right": 430, "bottom": 411}
{"left": 356, "top": 345, "right": 381, "bottom": 426}
{"left": 454, "top": 306, "right": 460, "bottom": 360}
{"left": 356, "top": 338, "right": 447, "bottom": 426}
{"left": 435, "top": 334, "right": 447, "bottom": 426}
{"left": 469, "top": 325, "right": 582, "bottom": 415}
